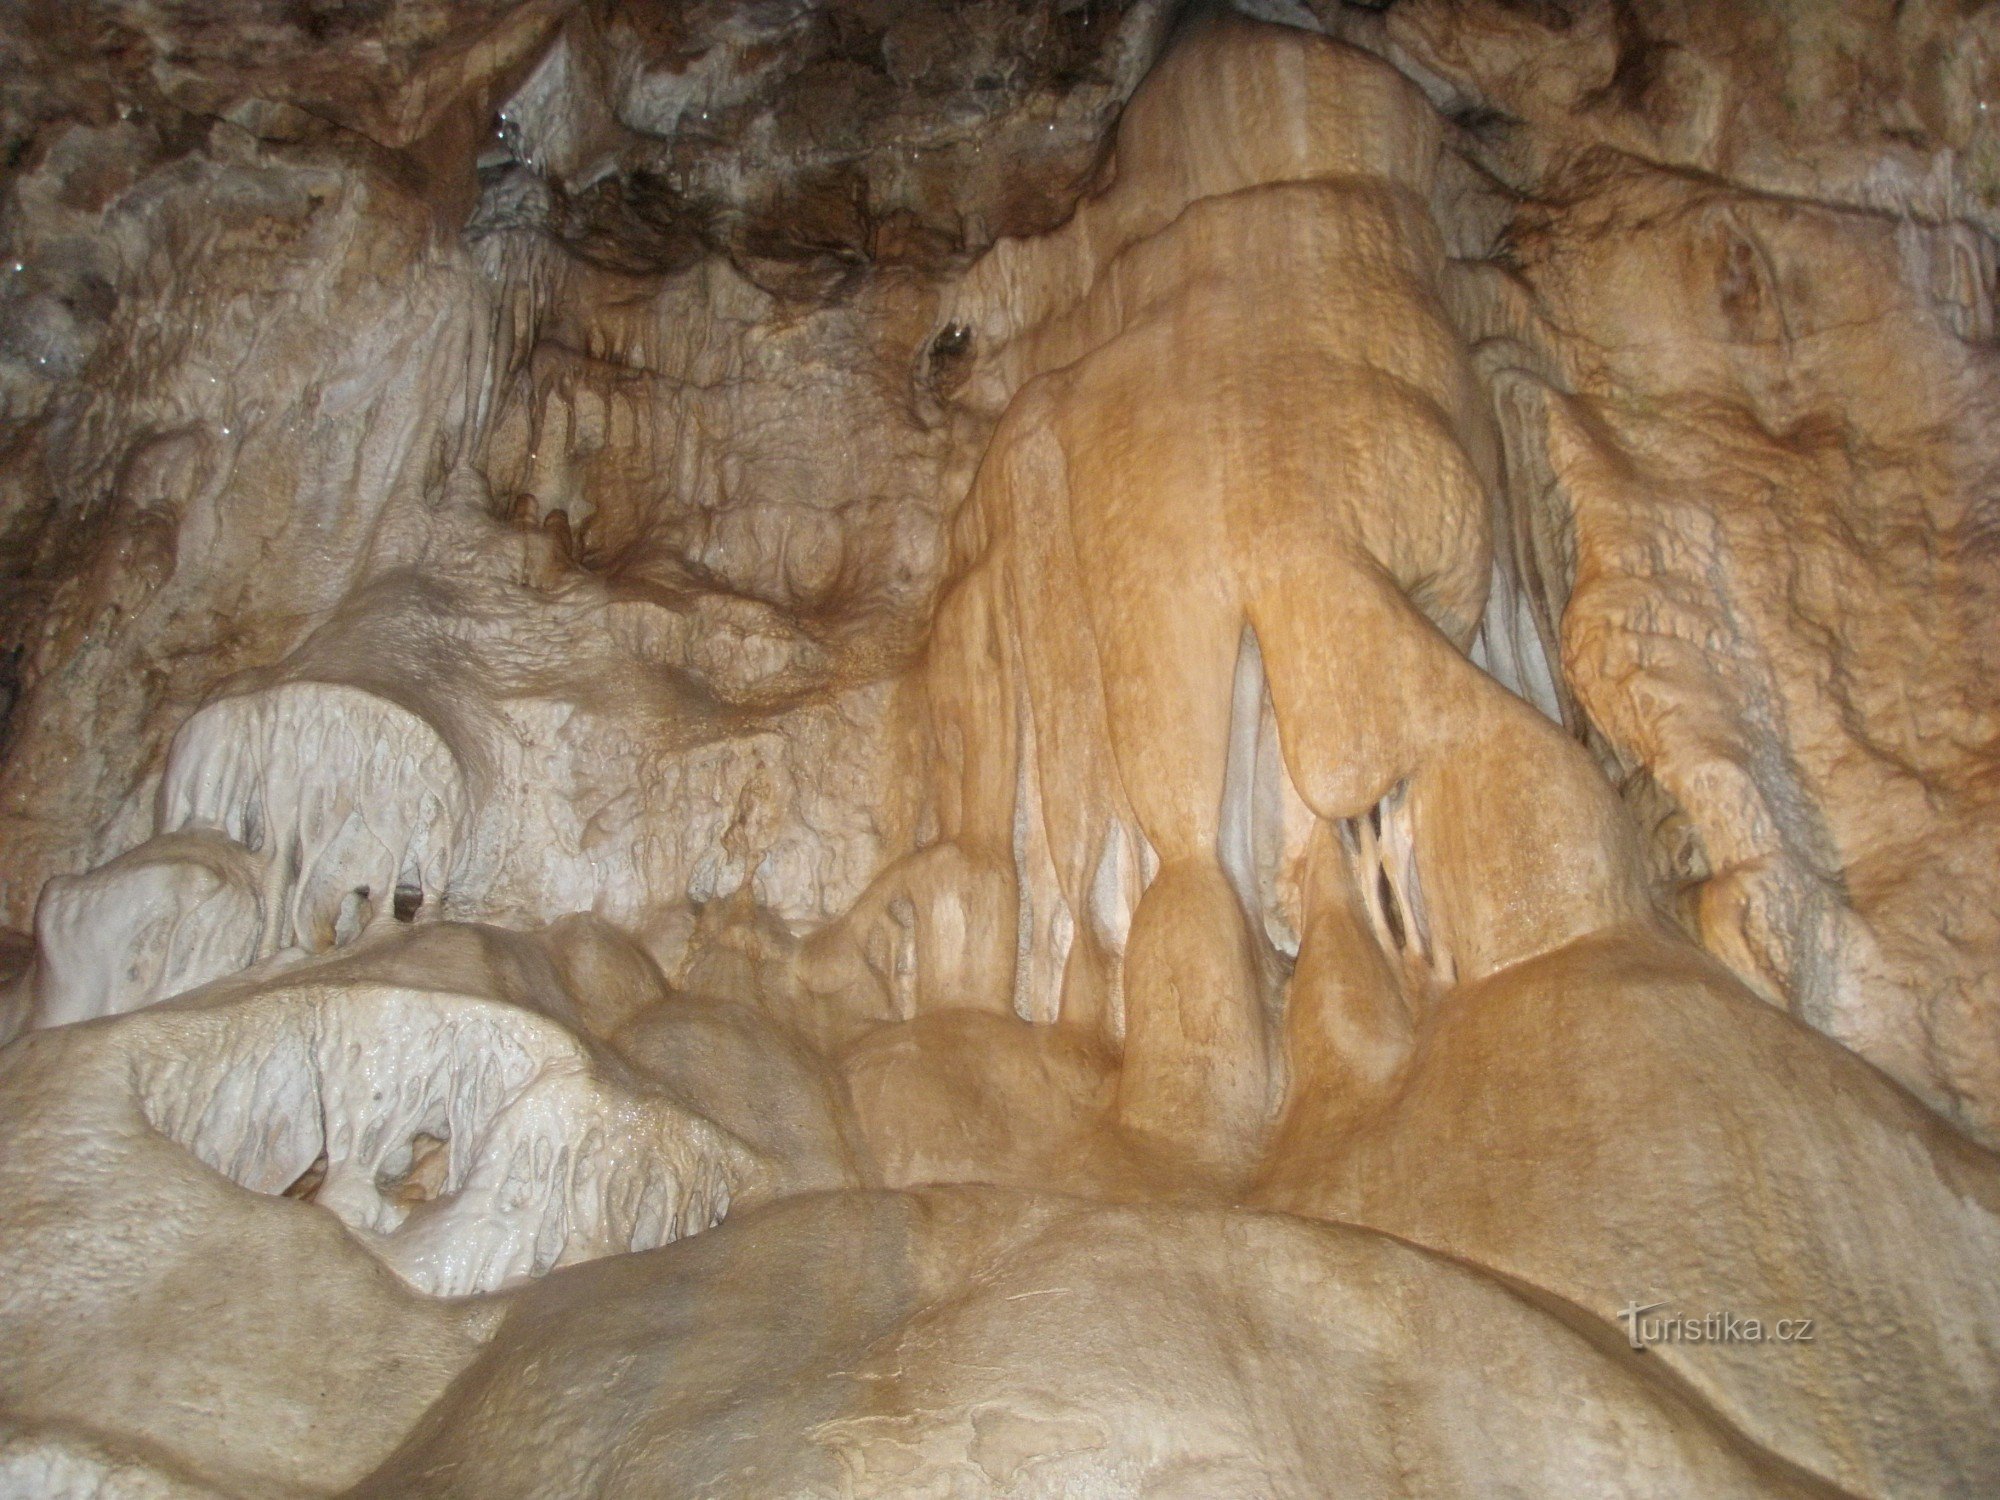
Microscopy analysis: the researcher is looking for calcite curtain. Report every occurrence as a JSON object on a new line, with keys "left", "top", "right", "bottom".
{"left": 0, "top": 3, "right": 1997, "bottom": 1497}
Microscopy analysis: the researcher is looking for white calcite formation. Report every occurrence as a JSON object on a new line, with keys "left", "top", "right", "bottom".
{"left": 159, "top": 682, "right": 469, "bottom": 952}
{"left": 1, "top": 2, "right": 1998, "bottom": 1497}
{"left": 130, "top": 974, "right": 744, "bottom": 1298}
{"left": 0, "top": 917, "right": 852, "bottom": 1495}
{"left": 27, "top": 830, "right": 260, "bottom": 1029}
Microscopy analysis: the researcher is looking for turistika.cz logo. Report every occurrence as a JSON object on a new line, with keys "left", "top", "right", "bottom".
{"left": 1616, "top": 1301, "right": 1816, "bottom": 1351}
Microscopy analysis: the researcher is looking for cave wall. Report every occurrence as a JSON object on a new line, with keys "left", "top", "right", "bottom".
{"left": 1, "top": 3, "right": 1999, "bottom": 1497}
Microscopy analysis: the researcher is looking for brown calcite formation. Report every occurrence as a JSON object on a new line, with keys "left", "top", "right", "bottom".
{"left": 1529, "top": 172, "right": 2000, "bottom": 1140}
{"left": 1, "top": 4, "right": 1998, "bottom": 1498}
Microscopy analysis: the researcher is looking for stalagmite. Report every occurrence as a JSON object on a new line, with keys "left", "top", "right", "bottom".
{"left": 1, "top": 2, "right": 1998, "bottom": 1496}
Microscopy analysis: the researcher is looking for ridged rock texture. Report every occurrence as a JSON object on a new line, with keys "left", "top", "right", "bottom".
{"left": 1, "top": 2, "right": 1997, "bottom": 1497}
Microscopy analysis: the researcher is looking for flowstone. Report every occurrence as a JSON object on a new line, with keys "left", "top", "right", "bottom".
{"left": 1, "top": 5, "right": 1997, "bottom": 1498}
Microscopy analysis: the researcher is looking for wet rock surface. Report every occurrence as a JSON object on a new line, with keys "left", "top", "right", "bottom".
{"left": 1, "top": 3, "right": 1998, "bottom": 1497}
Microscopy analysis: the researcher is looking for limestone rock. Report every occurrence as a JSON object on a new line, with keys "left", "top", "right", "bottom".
{"left": 355, "top": 1188, "right": 1825, "bottom": 1498}
{"left": 27, "top": 830, "right": 259, "bottom": 1031}
{"left": 0, "top": 3, "right": 1997, "bottom": 1496}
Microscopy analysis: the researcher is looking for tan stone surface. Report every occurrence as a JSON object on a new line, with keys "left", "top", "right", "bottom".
{"left": 0, "top": 4, "right": 1996, "bottom": 1496}
{"left": 355, "top": 1189, "right": 1825, "bottom": 1499}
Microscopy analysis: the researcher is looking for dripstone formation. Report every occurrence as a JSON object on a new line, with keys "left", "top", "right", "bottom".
{"left": 1, "top": 2, "right": 1997, "bottom": 1496}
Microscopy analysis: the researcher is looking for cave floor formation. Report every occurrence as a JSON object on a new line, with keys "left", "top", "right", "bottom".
{"left": 1, "top": 3, "right": 1998, "bottom": 1497}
